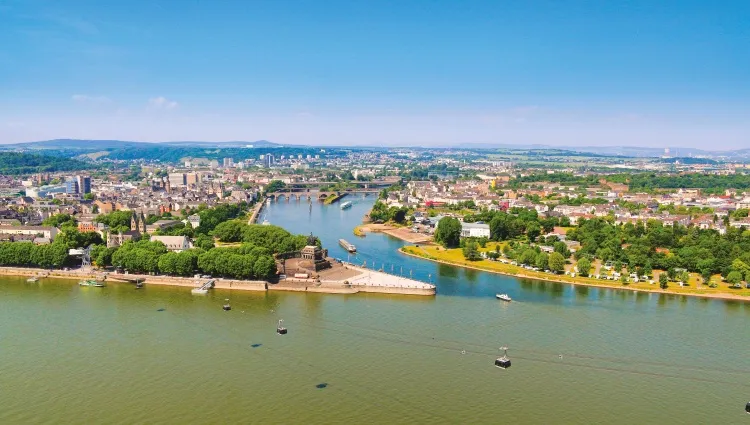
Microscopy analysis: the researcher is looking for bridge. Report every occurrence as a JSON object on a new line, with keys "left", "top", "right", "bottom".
{"left": 267, "top": 189, "right": 379, "bottom": 202}
{"left": 283, "top": 179, "right": 399, "bottom": 189}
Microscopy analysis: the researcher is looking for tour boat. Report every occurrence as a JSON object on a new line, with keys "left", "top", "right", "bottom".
{"left": 26, "top": 277, "right": 39, "bottom": 283}
{"left": 340, "top": 201, "right": 352, "bottom": 210}
{"left": 339, "top": 239, "right": 356, "bottom": 252}
{"left": 496, "top": 293, "right": 512, "bottom": 302}
{"left": 79, "top": 279, "right": 106, "bottom": 287}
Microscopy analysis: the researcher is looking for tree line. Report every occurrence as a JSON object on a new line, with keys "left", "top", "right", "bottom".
{"left": 0, "top": 204, "right": 310, "bottom": 282}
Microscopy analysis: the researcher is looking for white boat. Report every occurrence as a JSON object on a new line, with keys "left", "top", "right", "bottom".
{"left": 496, "top": 293, "right": 512, "bottom": 302}
{"left": 191, "top": 288, "right": 208, "bottom": 295}
{"left": 340, "top": 201, "right": 352, "bottom": 210}
{"left": 339, "top": 239, "right": 356, "bottom": 252}
{"left": 26, "top": 277, "right": 39, "bottom": 283}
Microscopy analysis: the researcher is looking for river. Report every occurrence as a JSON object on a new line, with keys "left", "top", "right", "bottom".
{"left": 2, "top": 195, "right": 749, "bottom": 424}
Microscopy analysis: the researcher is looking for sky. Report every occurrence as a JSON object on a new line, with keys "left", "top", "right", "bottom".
{"left": 0, "top": 0, "right": 748, "bottom": 149}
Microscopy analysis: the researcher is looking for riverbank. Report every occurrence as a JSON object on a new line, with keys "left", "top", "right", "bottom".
{"left": 354, "top": 223, "right": 432, "bottom": 243}
{"left": 399, "top": 245, "right": 750, "bottom": 302}
{"left": 323, "top": 193, "right": 345, "bottom": 205}
{"left": 247, "top": 198, "right": 265, "bottom": 224}
{"left": 0, "top": 263, "right": 435, "bottom": 296}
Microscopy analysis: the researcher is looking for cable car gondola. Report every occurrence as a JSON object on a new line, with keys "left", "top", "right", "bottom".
{"left": 495, "top": 346, "right": 511, "bottom": 369}
{"left": 277, "top": 319, "right": 288, "bottom": 335}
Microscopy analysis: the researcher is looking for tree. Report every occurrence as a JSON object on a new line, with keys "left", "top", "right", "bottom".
{"left": 95, "top": 210, "right": 133, "bottom": 233}
{"left": 535, "top": 252, "right": 549, "bottom": 270}
{"left": 253, "top": 255, "right": 277, "bottom": 279}
{"left": 520, "top": 248, "right": 537, "bottom": 265}
{"left": 726, "top": 271, "right": 743, "bottom": 285}
{"left": 57, "top": 228, "right": 102, "bottom": 249}
{"left": 43, "top": 213, "right": 76, "bottom": 228}
{"left": 435, "top": 217, "right": 461, "bottom": 248}
{"left": 576, "top": 258, "right": 592, "bottom": 277}
{"left": 213, "top": 220, "right": 246, "bottom": 243}
{"left": 193, "top": 234, "right": 215, "bottom": 251}
{"left": 391, "top": 207, "right": 407, "bottom": 224}
{"left": 489, "top": 214, "right": 511, "bottom": 241}
{"left": 659, "top": 273, "right": 669, "bottom": 289}
{"left": 462, "top": 241, "right": 481, "bottom": 261}
{"left": 642, "top": 261, "right": 653, "bottom": 277}
{"left": 553, "top": 241, "right": 571, "bottom": 258}
{"left": 525, "top": 221, "right": 541, "bottom": 242}
{"left": 264, "top": 180, "right": 286, "bottom": 194}
{"left": 548, "top": 252, "right": 565, "bottom": 273}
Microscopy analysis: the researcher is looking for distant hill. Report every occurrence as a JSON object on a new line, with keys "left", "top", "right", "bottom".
{"left": 163, "top": 140, "right": 283, "bottom": 148}
{"left": 2, "top": 139, "right": 285, "bottom": 150}
{"left": 2, "top": 139, "right": 154, "bottom": 150}
{"left": 0, "top": 152, "right": 94, "bottom": 175}
{"left": 3, "top": 139, "right": 748, "bottom": 160}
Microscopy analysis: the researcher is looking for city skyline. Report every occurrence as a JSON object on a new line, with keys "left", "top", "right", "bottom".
{"left": 1, "top": 0, "right": 748, "bottom": 148}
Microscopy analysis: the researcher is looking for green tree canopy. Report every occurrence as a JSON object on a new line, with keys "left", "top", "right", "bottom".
{"left": 435, "top": 217, "right": 461, "bottom": 248}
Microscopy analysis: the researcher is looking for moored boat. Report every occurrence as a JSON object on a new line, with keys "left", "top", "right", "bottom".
{"left": 79, "top": 279, "right": 106, "bottom": 287}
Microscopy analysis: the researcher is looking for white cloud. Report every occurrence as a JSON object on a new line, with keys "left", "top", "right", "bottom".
{"left": 148, "top": 96, "right": 179, "bottom": 110}
{"left": 71, "top": 94, "right": 111, "bottom": 104}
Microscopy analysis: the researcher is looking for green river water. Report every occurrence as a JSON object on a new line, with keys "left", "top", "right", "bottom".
{"left": 2, "top": 197, "right": 749, "bottom": 424}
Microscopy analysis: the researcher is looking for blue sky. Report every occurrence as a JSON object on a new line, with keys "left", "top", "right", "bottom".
{"left": 1, "top": 0, "right": 748, "bottom": 148}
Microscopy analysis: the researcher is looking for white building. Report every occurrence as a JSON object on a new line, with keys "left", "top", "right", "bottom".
{"left": 150, "top": 235, "right": 192, "bottom": 252}
{"left": 460, "top": 222, "right": 491, "bottom": 238}
{"left": 187, "top": 214, "right": 201, "bottom": 228}
{"left": 0, "top": 226, "right": 58, "bottom": 241}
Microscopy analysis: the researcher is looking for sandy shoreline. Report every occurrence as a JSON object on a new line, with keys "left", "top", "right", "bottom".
{"left": 398, "top": 248, "right": 750, "bottom": 303}
{"left": 355, "top": 223, "right": 433, "bottom": 243}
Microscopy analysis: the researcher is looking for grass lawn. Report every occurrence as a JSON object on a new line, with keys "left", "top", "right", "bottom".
{"left": 401, "top": 244, "right": 750, "bottom": 299}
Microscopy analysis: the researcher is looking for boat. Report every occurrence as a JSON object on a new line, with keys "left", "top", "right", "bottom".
{"left": 261, "top": 219, "right": 270, "bottom": 225}
{"left": 339, "top": 239, "right": 356, "bottom": 252}
{"left": 340, "top": 201, "right": 352, "bottom": 210}
{"left": 191, "top": 288, "right": 208, "bottom": 295}
{"left": 496, "top": 293, "right": 512, "bottom": 302}
{"left": 79, "top": 279, "right": 106, "bottom": 287}
{"left": 26, "top": 277, "right": 39, "bottom": 283}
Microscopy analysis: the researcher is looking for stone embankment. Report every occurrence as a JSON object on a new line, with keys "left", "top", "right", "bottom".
{"left": 2, "top": 264, "right": 435, "bottom": 296}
